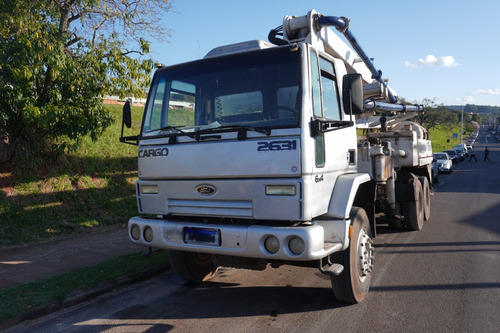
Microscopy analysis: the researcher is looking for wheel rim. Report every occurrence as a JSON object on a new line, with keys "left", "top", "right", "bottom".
{"left": 356, "top": 228, "right": 374, "bottom": 283}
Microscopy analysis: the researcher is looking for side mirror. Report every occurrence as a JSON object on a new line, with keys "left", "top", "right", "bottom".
{"left": 120, "top": 100, "right": 138, "bottom": 145}
{"left": 342, "top": 73, "right": 364, "bottom": 115}
{"left": 122, "top": 100, "right": 132, "bottom": 129}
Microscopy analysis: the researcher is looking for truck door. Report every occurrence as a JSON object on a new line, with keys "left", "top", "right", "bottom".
{"left": 309, "top": 49, "right": 357, "bottom": 216}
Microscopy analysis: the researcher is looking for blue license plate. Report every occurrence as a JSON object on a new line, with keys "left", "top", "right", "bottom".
{"left": 184, "top": 227, "right": 221, "bottom": 246}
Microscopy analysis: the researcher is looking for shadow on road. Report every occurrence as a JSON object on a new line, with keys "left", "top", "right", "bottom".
{"left": 105, "top": 282, "right": 348, "bottom": 322}
{"left": 370, "top": 282, "right": 499, "bottom": 292}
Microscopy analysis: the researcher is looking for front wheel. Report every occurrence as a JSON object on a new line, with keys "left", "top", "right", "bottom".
{"left": 330, "top": 207, "right": 374, "bottom": 303}
{"left": 168, "top": 250, "right": 217, "bottom": 283}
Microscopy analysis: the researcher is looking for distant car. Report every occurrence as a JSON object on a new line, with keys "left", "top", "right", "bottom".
{"left": 454, "top": 148, "right": 465, "bottom": 161}
{"left": 444, "top": 149, "right": 459, "bottom": 164}
{"left": 433, "top": 152, "right": 452, "bottom": 173}
{"left": 455, "top": 145, "right": 468, "bottom": 158}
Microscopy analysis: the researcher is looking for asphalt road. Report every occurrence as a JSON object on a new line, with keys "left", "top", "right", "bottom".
{"left": 6, "top": 127, "right": 500, "bottom": 333}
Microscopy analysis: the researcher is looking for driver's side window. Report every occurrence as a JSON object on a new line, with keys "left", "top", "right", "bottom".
{"left": 319, "top": 57, "right": 341, "bottom": 121}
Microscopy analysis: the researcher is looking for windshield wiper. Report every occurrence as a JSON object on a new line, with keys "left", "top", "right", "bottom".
{"left": 145, "top": 125, "right": 200, "bottom": 143}
{"left": 145, "top": 125, "right": 186, "bottom": 135}
{"left": 215, "top": 125, "right": 271, "bottom": 137}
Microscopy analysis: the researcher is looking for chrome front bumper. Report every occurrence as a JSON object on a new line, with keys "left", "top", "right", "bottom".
{"left": 128, "top": 216, "right": 346, "bottom": 261}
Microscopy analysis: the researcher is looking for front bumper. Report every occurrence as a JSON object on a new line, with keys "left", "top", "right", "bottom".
{"left": 438, "top": 162, "right": 452, "bottom": 172}
{"left": 128, "top": 216, "right": 346, "bottom": 261}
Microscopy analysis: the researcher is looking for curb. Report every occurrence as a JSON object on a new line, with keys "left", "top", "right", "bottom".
{"left": 0, "top": 263, "right": 170, "bottom": 331}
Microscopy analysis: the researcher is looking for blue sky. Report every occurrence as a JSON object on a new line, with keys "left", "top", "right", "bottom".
{"left": 150, "top": 0, "right": 500, "bottom": 106}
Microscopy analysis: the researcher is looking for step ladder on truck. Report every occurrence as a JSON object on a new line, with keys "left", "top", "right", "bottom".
{"left": 120, "top": 9, "right": 432, "bottom": 303}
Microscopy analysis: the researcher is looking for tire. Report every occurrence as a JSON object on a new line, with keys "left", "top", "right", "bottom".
{"left": 433, "top": 172, "right": 439, "bottom": 184}
{"left": 403, "top": 178, "right": 424, "bottom": 230}
{"left": 418, "top": 176, "right": 431, "bottom": 221}
{"left": 168, "top": 250, "right": 217, "bottom": 283}
{"left": 330, "top": 207, "right": 374, "bottom": 303}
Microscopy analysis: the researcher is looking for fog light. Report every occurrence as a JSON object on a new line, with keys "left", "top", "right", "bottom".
{"left": 131, "top": 224, "right": 140, "bottom": 240}
{"left": 264, "top": 236, "right": 280, "bottom": 254}
{"left": 289, "top": 236, "right": 305, "bottom": 255}
{"left": 143, "top": 226, "right": 153, "bottom": 242}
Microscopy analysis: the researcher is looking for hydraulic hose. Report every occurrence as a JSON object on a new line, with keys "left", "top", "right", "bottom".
{"left": 268, "top": 25, "right": 289, "bottom": 46}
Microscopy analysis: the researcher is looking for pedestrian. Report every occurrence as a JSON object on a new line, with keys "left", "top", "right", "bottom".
{"left": 469, "top": 148, "right": 477, "bottom": 162}
{"left": 484, "top": 147, "right": 490, "bottom": 161}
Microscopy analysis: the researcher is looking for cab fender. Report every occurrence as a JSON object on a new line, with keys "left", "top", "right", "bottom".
{"left": 325, "top": 173, "right": 376, "bottom": 236}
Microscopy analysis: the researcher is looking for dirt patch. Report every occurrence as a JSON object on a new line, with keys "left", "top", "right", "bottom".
{"left": 0, "top": 161, "right": 14, "bottom": 196}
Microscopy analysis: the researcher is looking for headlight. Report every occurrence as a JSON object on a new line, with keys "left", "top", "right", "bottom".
{"left": 265, "top": 185, "right": 296, "bottom": 196}
{"left": 140, "top": 184, "right": 158, "bottom": 194}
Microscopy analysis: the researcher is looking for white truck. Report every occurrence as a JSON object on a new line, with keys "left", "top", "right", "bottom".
{"left": 120, "top": 10, "right": 433, "bottom": 303}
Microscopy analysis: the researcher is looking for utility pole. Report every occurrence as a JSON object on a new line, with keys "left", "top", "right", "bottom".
{"left": 460, "top": 105, "right": 464, "bottom": 144}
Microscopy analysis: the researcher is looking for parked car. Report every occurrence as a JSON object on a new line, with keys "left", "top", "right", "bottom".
{"left": 444, "top": 149, "right": 459, "bottom": 164}
{"left": 456, "top": 144, "right": 468, "bottom": 157}
{"left": 433, "top": 152, "right": 453, "bottom": 173}
{"left": 454, "top": 148, "right": 465, "bottom": 161}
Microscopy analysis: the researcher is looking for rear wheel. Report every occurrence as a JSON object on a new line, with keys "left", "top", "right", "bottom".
{"left": 403, "top": 178, "right": 424, "bottom": 230}
{"left": 168, "top": 250, "right": 217, "bottom": 283}
{"left": 418, "top": 176, "right": 431, "bottom": 221}
{"left": 330, "top": 207, "right": 374, "bottom": 303}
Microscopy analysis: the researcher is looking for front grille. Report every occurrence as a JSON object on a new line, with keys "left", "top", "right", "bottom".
{"left": 168, "top": 199, "right": 252, "bottom": 217}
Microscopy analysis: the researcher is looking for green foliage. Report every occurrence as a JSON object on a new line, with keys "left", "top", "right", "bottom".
{"left": 0, "top": 105, "right": 142, "bottom": 247}
{"left": 412, "top": 98, "right": 482, "bottom": 135}
{"left": 0, "top": 0, "right": 171, "bottom": 157}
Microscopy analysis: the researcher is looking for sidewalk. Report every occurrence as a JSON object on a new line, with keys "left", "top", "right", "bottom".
{"left": 0, "top": 228, "right": 145, "bottom": 290}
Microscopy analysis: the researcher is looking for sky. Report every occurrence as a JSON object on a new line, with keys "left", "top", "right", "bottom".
{"left": 148, "top": 0, "right": 500, "bottom": 107}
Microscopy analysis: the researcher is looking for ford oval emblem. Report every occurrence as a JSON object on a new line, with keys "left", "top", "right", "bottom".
{"left": 195, "top": 184, "right": 216, "bottom": 196}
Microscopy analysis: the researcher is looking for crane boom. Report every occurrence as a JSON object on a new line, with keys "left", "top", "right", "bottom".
{"left": 277, "top": 10, "right": 423, "bottom": 114}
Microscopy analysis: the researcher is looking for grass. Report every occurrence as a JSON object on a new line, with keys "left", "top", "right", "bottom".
{"left": 0, "top": 250, "right": 169, "bottom": 326}
{"left": 0, "top": 104, "right": 143, "bottom": 247}
{"left": 428, "top": 124, "right": 467, "bottom": 152}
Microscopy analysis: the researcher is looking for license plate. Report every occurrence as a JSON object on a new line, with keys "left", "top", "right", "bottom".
{"left": 184, "top": 227, "right": 221, "bottom": 246}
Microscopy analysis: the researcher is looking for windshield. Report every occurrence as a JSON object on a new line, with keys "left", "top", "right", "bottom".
{"left": 445, "top": 150, "right": 456, "bottom": 156}
{"left": 434, "top": 153, "right": 447, "bottom": 159}
{"left": 141, "top": 47, "right": 302, "bottom": 137}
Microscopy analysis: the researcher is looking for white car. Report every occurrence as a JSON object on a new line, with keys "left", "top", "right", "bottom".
{"left": 433, "top": 152, "right": 453, "bottom": 173}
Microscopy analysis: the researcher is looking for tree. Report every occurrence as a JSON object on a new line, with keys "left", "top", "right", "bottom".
{"left": 413, "top": 98, "right": 449, "bottom": 130}
{"left": 0, "top": 0, "right": 172, "bottom": 161}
